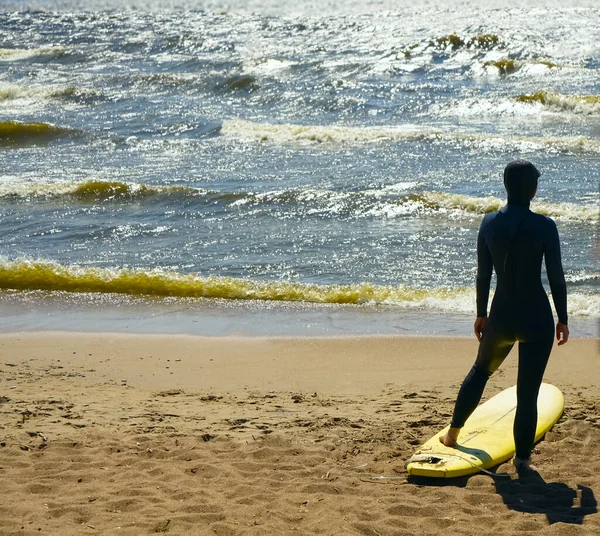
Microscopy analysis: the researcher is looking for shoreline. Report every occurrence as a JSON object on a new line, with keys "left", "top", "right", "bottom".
{"left": 2, "top": 331, "right": 598, "bottom": 396}
{"left": 1, "top": 290, "right": 598, "bottom": 338}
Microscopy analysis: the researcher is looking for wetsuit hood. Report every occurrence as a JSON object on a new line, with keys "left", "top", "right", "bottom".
{"left": 503, "top": 160, "right": 540, "bottom": 208}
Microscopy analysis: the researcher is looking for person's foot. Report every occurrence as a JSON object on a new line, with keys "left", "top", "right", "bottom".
{"left": 439, "top": 428, "right": 460, "bottom": 447}
{"left": 513, "top": 456, "right": 538, "bottom": 473}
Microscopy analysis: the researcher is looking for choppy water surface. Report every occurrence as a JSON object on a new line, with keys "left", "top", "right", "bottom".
{"left": 0, "top": 0, "right": 598, "bottom": 329}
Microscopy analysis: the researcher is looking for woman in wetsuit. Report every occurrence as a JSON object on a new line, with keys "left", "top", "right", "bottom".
{"left": 440, "top": 160, "right": 569, "bottom": 471}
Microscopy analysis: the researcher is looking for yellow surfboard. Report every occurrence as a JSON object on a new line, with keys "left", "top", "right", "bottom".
{"left": 406, "top": 383, "right": 564, "bottom": 478}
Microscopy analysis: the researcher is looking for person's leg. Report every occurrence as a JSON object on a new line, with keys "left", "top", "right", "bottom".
{"left": 441, "top": 325, "right": 514, "bottom": 446}
{"left": 513, "top": 336, "right": 554, "bottom": 465}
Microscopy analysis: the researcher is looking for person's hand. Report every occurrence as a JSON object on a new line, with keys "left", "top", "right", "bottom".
{"left": 556, "top": 322, "right": 569, "bottom": 346}
{"left": 474, "top": 317, "right": 488, "bottom": 342}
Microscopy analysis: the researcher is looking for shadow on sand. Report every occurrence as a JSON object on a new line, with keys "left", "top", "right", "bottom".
{"left": 494, "top": 468, "right": 597, "bottom": 525}
{"left": 409, "top": 467, "right": 597, "bottom": 525}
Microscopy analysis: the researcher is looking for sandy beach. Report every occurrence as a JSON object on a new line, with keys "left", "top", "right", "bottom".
{"left": 0, "top": 332, "right": 598, "bottom": 535}
{"left": 2, "top": 0, "right": 598, "bottom": 534}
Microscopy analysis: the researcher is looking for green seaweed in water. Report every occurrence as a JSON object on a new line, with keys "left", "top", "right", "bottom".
{"left": 516, "top": 91, "right": 549, "bottom": 104}
{"left": 517, "top": 91, "right": 600, "bottom": 106}
{"left": 436, "top": 34, "right": 465, "bottom": 50}
{"left": 0, "top": 121, "right": 75, "bottom": 145}
{"left": 468, "top": 34, "right": 500, "bottom": 48}
{"left": 401, "top": 43, "right": 420, "bottom": 58}
{"left": 221, "top": 74, "right": 259, "bottom": 92}
{"left": 70, "top": 180, "right": 151, "bottom": 200}
{"left": 483, "top": 59, "right": 517, "bottom": 74}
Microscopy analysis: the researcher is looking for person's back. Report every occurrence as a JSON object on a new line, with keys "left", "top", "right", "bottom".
{"left": 439, "top": 160, "right": 569, "bottom": 472}
{"left": 478, "top": 203, "right": 567, "bottom": 340}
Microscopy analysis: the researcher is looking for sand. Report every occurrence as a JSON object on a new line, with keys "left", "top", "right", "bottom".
{"left": 0, "top": 332, "right": 599, "bottom": 535}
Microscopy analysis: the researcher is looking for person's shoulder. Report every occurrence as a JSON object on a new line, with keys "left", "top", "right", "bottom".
{"left": 530, "top": 210, "right": 556, "bottom": 227}
{"left": 529, "top": 210, "right": 559, "bottom": 235}
{"left": 478, "top": 211, "right": 496, "bottom": 231}
{"left": 481, "top": 210, "right": 499, "bottom": 223}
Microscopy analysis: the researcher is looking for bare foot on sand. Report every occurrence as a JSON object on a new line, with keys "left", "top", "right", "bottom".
{"left": 439, "top": 427, "right": 460, "bottom": 447}
{"left": 513, "top": 456, "right": 538, "bottom": 473}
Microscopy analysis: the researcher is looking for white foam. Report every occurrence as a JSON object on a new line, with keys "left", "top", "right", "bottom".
{"left": 243, "top": 58, "right": 294, "bottom": 76}
{"left": 0, "top": 83, "right": 79, "bottom": 102}
{"left": 381, "top": 182, "right": 421, "bottom": 192}
{"left": 519, "top": 63, "right": 556, "bottom": 76}
{"left": 0, "top": 46, "right": 66, "bottom": 61}
{"left": 566, "top": 272, "right": 600, "bottom": 285}
{"left": 394, "top": 289, "right": 475, "bottom": 315}
{"left": 0, "top": 179, "right": 202, "bottom": 199}
{"left": 362, "top": 191, "right": 596, "bottom": 223}
{"left": 362, "top": 200, "right": 424, "bottom": 218}
{"left": 432, "top": 97, "right": 543, "bottom": 118}
{"left": 386, "top": 289, "right": 600, "bottom": 318}
{"left": 0, "top": 179, "right": 77, "bottom": 198}
{"left": 528, "top": 92, "right": 600, "bottom": 115}
{"left": 221, "top": 118, "right": 431, "bottom": 144}
{"left": 568, "top": 292, "right": 600, "bottom": 318}
{"left": 220, "top": 119, "right": 600, "bottom": 154}
{"left": 422, "top": 192, "right": 597, "bottom": 223}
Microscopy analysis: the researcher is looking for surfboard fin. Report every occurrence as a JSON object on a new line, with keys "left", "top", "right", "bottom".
{"left": 404, "top": 454, "right": 445, "bottom": 467}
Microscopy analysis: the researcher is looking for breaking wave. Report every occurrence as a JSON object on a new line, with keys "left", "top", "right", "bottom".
{"left": 414, "top": 192, "right": 597, "bottom": 223}
{"left": 0, "top": 46, "right": 66, "bottom": 61}
{"left": 0, "top": 121, "right": 78, "bottom": 145}
{"left": 0, "top": 259, "right": 596, "bottom": 317}
{"left": 0, "top": 83, "right": 99, "bottom": 103}
{"left": 0, "top": 181, "right": 595, "bottom": 223}
{"left": 220, "top": 119, "right": 600, "bottom": 154}
{"left": 517, "top": 91, "right": 600, "bottom": 115}
{"left": 0, "top": 258, "right": 473, "bottom": 308}
{"left": 0, "top": 180, "right": 222, "bottom": 202}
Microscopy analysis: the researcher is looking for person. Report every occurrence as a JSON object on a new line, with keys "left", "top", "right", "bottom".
{"left": 439, "top": 160, "right": 569, "bottom": 472}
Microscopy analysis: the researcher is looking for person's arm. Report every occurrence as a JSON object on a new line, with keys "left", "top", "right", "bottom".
{"left": 475, "top": 220, "right": 493, "bottom": 341}
{"left": 476, "top": 222, "right": 493, "bottom": 318}
{"left": 545, "top": 219, "right": 569, "bottom": 344}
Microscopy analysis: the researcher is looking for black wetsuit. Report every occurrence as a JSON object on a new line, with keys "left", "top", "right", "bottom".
{"left": 450, "top": 201, "right": 568, "bottom": 460}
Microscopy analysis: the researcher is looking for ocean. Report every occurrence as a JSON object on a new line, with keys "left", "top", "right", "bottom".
{"left": 0, "top": 0, "right": 598, "bottom": 336}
